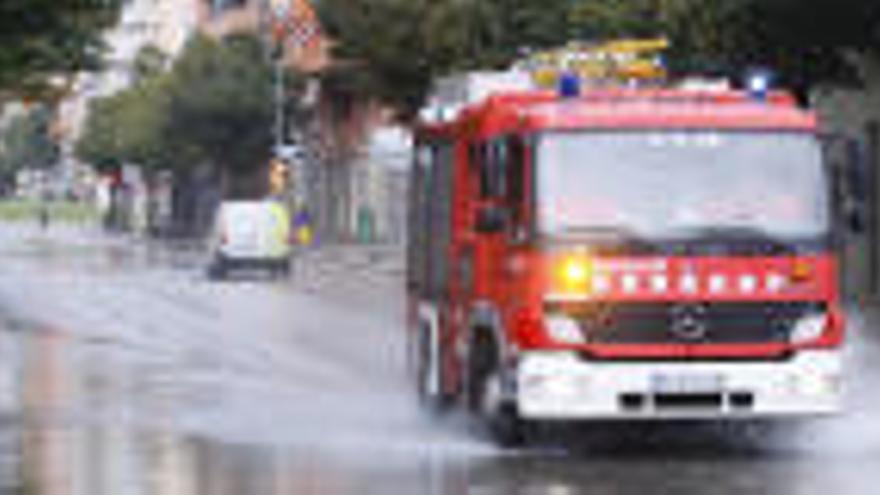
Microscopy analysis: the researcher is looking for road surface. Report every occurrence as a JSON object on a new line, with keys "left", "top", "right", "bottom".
{"left": 0, "top": 224, "right": 879, "bottom": 494}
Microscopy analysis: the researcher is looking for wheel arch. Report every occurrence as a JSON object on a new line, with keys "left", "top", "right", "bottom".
{"left": 467, "top": 301, "right": 507, "bottom": 370}
{"left": 416, "top": 301, "right": 442, "bottom": 398}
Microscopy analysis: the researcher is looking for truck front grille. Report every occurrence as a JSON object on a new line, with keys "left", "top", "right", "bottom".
{"left": 545, "top": 301, "right": 824, "bottom": 345}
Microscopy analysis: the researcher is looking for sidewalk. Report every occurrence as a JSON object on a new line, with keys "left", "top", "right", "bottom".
{"left": 0, "top": 220, "right": 405, "bottom": 287}
{"left": 0, "top": 221, "right": 136, "bottom": 253}
{"left": 296, "top": 244, "right": 404, "bottom": 277}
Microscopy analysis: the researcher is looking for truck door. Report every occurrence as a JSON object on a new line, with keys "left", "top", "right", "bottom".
{"left": 470, "top": 136, "right": 531, "bottom": 339}
{"left": 499, "top": 136, "right": 532, "bottom": 327}
{"left": 428, "top": 140, "right": 458, "bottom": 394}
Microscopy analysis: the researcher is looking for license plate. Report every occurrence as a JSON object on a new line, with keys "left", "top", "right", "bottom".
{"left": 650, "top": 373, "right": 724, "bottom": 394}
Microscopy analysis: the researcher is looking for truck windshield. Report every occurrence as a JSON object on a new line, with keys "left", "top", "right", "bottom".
{"left": 536, "top": 131, "right": 830, "bottom": 240}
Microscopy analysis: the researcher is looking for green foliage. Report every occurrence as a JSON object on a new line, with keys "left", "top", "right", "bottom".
{"left": 569, "top": 0, "right": 662, "bottom": 39}
{"left": 0, "top": 199, "right": 98, "bottom": 223}
{"left": 76, "top": 75, "right": 171, "bottom": 172}
{"left": 723, "top": 0, "right": 880, "bottom": 92}
{"left": 319, "top": 0, "right": 880, "bottom": 114}
{"left": 76, "top": 96, "right": 124, "bottom": 171}
{"left": 318, "top": 0, "right": 572, "bottom": 115}
{"left": 76, "top": 35, "right": 277, "bottom": 182}
{"left": 570, "top": 0, "right": 880, "bottom": 94}
{"left": 0, "top": 105, "right": 58, "bottom": 184}
{"left": 0, "top": 0, "right": 122, "bottom": 102}
{"left": 132, "top": 45, "right": 168, "bottom": 83}
{"left": 164, "top": 35, "right": 275, "bottom": 175}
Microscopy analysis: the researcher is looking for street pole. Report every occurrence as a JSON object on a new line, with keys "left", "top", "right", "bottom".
{"left": 267, "top": 0, "right": 315, "bottom": 236}
{"left": 274, "top": 56, "right": 285, "bottom": 155}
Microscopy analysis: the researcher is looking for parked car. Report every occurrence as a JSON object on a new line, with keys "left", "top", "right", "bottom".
{"left": 207, "top": 200, "right": 292, "bottom": 280}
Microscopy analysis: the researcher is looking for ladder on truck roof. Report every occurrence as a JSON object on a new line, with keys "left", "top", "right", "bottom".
{"left": 419, "top": 39, "right": 739, "bottom": 124}
{"left": 515, "top": 38, "right": 670, "bottom": 88}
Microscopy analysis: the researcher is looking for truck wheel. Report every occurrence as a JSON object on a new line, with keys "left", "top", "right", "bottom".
{"left": 468, "top": 332, "right": 528, "bottom": 448}
{"left": 487, "top": 401, "right": 528, "bottom": 448}
{"left": 416, "top": 323, "right": 450, "bottom": 413}
{"left": 208, "top": 259, "right": 227, "bottom": 281}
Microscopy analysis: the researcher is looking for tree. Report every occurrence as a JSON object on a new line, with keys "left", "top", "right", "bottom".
{"left": 570, "top": 0, "right": 880, "bottom": 96}
{"left": 163, "top": 35, "right": 276, "bottom": 182}
{"left": 0, "top": 0, "right": 122, "bottom": 103}
{"left": 319, "top": 0, "right": 880, "bottom": 114}
{"left": 318, "top": 0, "right": 572, "bottom": 116}
{"left": 725, "top": 0, "right": 880, "bottom": 94}
{"left": 76, "top": 76, "right": 172, "bottom": 173}
{"left": 132, "top": 45, "right": 169, "bottom": 83}
{"left": 75, "top": 96, "right": 123, "bottom": 171}
{"left": 76, "top": 35, "right": 280, "bottom": 197}
{"left": 0, "top": 105, "right": 58, "bottom": 187}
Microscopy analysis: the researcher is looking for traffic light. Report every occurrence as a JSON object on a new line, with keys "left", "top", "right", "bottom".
{"left": 269, "top": 158, "right": 290, "bottom": 195}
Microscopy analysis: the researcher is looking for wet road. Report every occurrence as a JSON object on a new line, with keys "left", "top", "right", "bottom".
{"left": 1, "top": 225, "right": 880, "bottom": 494}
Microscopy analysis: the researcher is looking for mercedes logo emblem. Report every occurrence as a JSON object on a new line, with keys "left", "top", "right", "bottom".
{"left": 670, "top": 303, "right": 709, "bottom": 341}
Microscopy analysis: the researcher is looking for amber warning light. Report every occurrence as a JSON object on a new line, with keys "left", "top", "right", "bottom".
{"left": 554, "top": 254, "right": 593, "bottom": 296}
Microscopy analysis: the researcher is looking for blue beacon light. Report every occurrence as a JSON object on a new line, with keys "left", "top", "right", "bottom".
{"left": 746, "top": 70, "right": 774, "bottom": 102}
{"left": 558, "top": 72, "right": 581, "bottom": 99}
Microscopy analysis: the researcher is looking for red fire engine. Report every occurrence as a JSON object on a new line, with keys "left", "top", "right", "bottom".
{"left": 406, "top": 44, "right": 862, "bottom": 446}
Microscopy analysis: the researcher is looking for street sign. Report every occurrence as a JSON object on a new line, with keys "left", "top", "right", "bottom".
{"left": 275, "top": 144, "right": 306, "bottom": 161}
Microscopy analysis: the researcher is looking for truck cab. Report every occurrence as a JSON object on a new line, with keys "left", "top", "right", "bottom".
{"left": 407, "top": 68, "right": 859, "bottom": 446}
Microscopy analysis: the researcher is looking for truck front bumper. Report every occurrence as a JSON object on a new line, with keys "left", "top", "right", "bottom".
{"left": 517, "top": 350, "right": 842, "bottom": 420}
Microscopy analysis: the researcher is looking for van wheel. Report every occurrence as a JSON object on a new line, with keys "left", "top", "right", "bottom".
{"left": 277, "top": 260, "right": 292, "bottom": 278}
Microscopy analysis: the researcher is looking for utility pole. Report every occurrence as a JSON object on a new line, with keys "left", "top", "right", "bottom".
{"left": 268, "top": 0, "right": 293, "bottom": 205}
{"left": 267, "top": 0, "right": 316, "bottom": 211}
{"left": 268, "top": 0, "right": 288, "bottom": 153}
{"left": 274, "top": 54, "right": 286, "bottom": 155}
{"left": 266, "top": 0, "right": 321, "bottom": 247}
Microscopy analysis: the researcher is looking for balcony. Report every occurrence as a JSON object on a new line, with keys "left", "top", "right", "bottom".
{"left": 197, "top": 0, "right": 261, "bottom": 38}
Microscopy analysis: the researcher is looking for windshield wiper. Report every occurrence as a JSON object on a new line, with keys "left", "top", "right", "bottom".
{"left": 557, "top": 225, "right": 649, "bottom": 239}
{"left": 664, "top": 226, "right": 802, "bottom": 254}
{"left": 551, "top": 225, "right": 816, "bottom": 255}
{"left": 552, "top": 226, "right": 664, "bottom": 253}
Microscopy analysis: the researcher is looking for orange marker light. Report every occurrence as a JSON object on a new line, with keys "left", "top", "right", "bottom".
{"left": 790, "top": 260, "right": 813, "bottom": 283}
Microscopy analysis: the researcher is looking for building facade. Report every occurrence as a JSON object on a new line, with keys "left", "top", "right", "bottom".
{"left": 56, "top": 0, "right": 200, "bottom": 173}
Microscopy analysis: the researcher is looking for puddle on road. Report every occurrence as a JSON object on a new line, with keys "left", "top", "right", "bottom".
{"left": 0, "top": 234, "right": 208, "bottom": 280}
{"left": 1, "top": 256, "right": 880, "bottom": 495}
{"left": 0, "top": 323, "right": 876, "bottom": 495}
{"left": 0, "top": 320, "right": 493, "bottom": 494}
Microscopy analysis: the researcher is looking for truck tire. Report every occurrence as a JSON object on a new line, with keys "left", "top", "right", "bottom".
{"left": 487, "top": 401, "right": 528, "bottom": 448}
{"left": 467, "top": 331, "right": 529, "bottom": 448}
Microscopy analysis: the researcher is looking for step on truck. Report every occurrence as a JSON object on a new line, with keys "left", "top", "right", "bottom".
{"left": 405, "top": 41, "right": 866, "bottom": 446}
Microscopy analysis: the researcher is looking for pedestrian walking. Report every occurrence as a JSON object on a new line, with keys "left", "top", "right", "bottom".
{"left": 38, "top": 204, "right": 50, "bottom": 231}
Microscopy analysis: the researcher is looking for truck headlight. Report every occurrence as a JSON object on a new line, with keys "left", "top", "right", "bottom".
{"left": 790, "top": 314, "right": 827, "bottom": 344}
{"left": 545, "top": 315, "right": 585, "bottom": 344}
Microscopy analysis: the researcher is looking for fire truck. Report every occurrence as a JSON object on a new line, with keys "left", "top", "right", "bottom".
{"left": 406, "top": 41, "right": 864, "bottom": 446}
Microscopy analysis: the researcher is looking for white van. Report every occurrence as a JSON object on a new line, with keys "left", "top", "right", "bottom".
{"left": 207, "top": 200, "right": 292, "bottom": 279}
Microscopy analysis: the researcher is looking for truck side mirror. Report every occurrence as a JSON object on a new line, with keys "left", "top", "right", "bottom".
{"left": 844, "top": 138, "right": 869, "bottom": 234}
{"left": 846, "top": 206, "right": 866, "bottom": 234}
{"left": 843, "top": 139, "right": 866, "bottom": 196}
{"left": 475, "top": 206, "right": 508, "bottom": 234}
